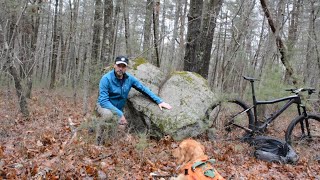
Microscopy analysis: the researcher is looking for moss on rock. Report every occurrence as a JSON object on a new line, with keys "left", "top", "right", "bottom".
{"left": 173, "top": 71, "right": 194, "bottom": 84}
{"left": 133, "top": 57, "right": 147, "bottom": 70}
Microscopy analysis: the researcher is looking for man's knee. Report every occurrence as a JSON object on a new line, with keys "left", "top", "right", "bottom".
{"left": 96, "top": 103, "right": 114, "bottom": 120}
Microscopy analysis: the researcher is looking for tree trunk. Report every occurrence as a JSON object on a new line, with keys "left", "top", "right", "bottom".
{"left": 123, "top": 0, "right": 131, "bottom": 57}
{"left": 59, "top": 0, "right": 67, "bottom": 77}
{"left": 285, "top": 0, "right": 301, "bottom": 82}
{"left": 26, "top": 0, "right": 42, "bottom": 98}
{"left": 153, "top": 0, "right": 160, "bottom": 67}
{"left": 184, "top": 0, "right": 203, "bottom": 72}
{"left": 310, "top": 2, "right": 320, "bottom": 101}
{"left": 198, "top": 0, "right": 223, "bottom": 78}
{"left": 287, "top": 0, "right": 301, "bottom": 51}
{"left": 1, "top": 3, "right": 29, "bottom": 117}
{"left": 68, "top": 0, "right": 79, "bottom": 105}
{"left": 112, "top": 0, "right": 121, "bottom": 58}
{"left": 91, "top": 0, "right": 103, "bottom": 64}
{"left": 169, "top": 0, "right": 182, "bottom": 72}
{"left": 83, "top": 43, "right": 91, "bottom": 115}
{"left": 101, "top": 0, "right": 114, "bottom": 64}
{"left": 304, "top": 0, "right": 315, "bottom": 85}
{"left": 176, "top": 0, "right": 188, "bottom": 71}
{"left": 159, "top": 0, "right": 166, "bottom": 62}
{"left": 142, "top": 0, "right": 153, "bottom": 60}
{"left": 260, "top": 0, "right": 298, "bottom": 85}
{"left": 40, "top": 0, "right": 52, "bottom": 83}
{"left": 49, "top": 0, "right": 59, "bottom": 89}
{"left": 252, "top": 15, "right": 266, "bottom": 75}
{"left": 208, "top": 8, "right": 223, "bottom": 89}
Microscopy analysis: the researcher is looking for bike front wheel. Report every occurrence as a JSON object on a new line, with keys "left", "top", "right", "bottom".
{"left": 211, "top": 99, "right": 254, "bottom": 141}
{"left": 285, "top": 114, "right": 320, "bottom": 159}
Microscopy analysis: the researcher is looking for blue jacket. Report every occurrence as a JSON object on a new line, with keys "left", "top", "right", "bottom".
{"left": 97, "top": 69, "right": 163, "bottom": 117}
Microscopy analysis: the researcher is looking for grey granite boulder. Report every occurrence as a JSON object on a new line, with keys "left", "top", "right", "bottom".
{"left": 125, "top": 59, "right": 217, "bottom": 140}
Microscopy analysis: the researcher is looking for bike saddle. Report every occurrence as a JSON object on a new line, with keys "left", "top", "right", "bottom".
{"left": 243, "top": 76, "right": 259, "bottom": 82}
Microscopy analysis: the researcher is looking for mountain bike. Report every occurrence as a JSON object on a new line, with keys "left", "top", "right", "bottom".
{"left": 210, "top": 76, "right": 320, "bottom": 152}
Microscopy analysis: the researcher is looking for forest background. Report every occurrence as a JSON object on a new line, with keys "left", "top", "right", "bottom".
{"left": 0, "top": 0, "right": 319, "bottom": 179}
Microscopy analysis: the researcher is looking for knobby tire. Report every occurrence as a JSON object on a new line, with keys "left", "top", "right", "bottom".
{"left": 285, "top": 114, "right": 320, "bottom": 158}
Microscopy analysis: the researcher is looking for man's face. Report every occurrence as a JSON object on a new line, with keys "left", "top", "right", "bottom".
{"left": 114, "top": 63, "right": 127, "bottom": 78}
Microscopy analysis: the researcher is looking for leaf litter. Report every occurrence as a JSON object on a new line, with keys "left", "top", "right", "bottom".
{"left": 0, "top": 89, "right": 319, "bottom": 179}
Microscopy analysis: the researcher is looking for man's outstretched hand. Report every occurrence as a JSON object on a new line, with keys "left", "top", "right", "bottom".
{"left": 158, "top": 102, "right": 172, "bottom": 110}
{"left": 119, "top": 115, "right": 128, "bottom": 125}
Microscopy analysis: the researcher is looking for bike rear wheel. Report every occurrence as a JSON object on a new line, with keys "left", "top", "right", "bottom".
{"left": 211, "top": 99, "right": 254, "bottom": 141}
{"left": 285, "top": 114, "right": 320, "bottom": 160}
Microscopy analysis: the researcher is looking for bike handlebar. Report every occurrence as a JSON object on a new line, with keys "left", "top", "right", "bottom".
{"left": 285, "top": 88, "right": 316, "bottom": 95}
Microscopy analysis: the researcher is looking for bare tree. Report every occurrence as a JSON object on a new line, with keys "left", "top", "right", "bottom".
{"left": 175, "top": 0, "right": 188, "bottom": 71}
{"left": 260, "top": 0, "right": 298, "bottom": 85}
{"left": 83, "top": 43, "right": 91, "bottom": 115}
{"left": 304, "top": 0, "right": 319, "bottom": 88}
{"left": 24, "top": 0, "right": 42, "bottom": 98}
{"left": 184, "top": 0, "right": 203, "bottom": 72}
{"left": 184, "top": 0, "right": 222, "bottom": 78}
{"left": 153, "top": 0, "right": 161, "bottom": 67}
{"left": 198, "top": 0, "right": 223, "bottom": 78}
{"left": 68, "top": 0, "right": 80, "bottom": 105}
{"left": 112, "top": 0, "right": 121, "bottom": 58}
{"left": 92, "top": 0, "right": 103, "bottom": 64}
{"left": 1, "top": 2, "right": 29, "bottom": 116}
{"left": 168, "top": 0, "right": 182, "bottom": 73}
{"left": 39, "top": 0, "right": 52, "bottom": 83}
{"left": 142, "top": 0, "right": 153, "bottom": 60}
{"left": 49, "top": 0, "right": 59, "bottom": 89}
{"left": 101, "top": 0, "right": 114, "bottom": 64}
{"left": 123, "top": 0, "right": 131, "bottom": 56}
{"left": 59, "top": 0, "right": 67, "bottom": 78}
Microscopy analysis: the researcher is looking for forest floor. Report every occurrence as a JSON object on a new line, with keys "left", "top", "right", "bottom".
{"left": 0, "top": 89, "right": 319, "bottom": 179}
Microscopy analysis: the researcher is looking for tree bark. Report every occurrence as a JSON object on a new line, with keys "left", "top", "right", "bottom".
{"left": 59, "top": 0, "right": 67, "bottom": 77}
{"left": 68, "top": 0, "right": 79, "bottom": 105}
{"left": 142, "top": 0, "right": 153, "bottom": 60}
{"left": 1, "top": 3, "right": 29, "bottom": 117}
{"left": 304, "top": 0, "right": 316, "bottom": 85}
{"left": 159, "top": 0, "right": 166, "bottom": 61}
{"left": 153, "top": 0, "right": 160, "bottom": 67}
{"left": 123, "top": 0, "right": 131, "bottom": 57}
{"left": 83, "top": 43, "right": 91, "bottom": 115}
{"left": 169, "top": 0, "right": 182, "bottom": 72}
{"left": 49, "top": 0, "right": 59, "bottom": 89}
{"left": 198, "top": 0, "right": 223, "bottom": 78}
{"left": 176, "top": 0, "right": 188, "bottom": 71}
{"left": 208, "top": 8, "right": 223, "bottom": 89}
{"left": 112, "top": 0, "right": 121, "bottom": 58}
{"left": 25, "top": 0, "right": 42, "bottom": 98}
{"left": 91, "top": 0, "right": 103, "bottom": 64}
{"left": 252, "top": 15, "right": 266, "bottom": 75}
{"left": 101, "top": 0, "right": 114, "bottom": 64}
{"left": 184, "top": 0, "right": 203, "bottom": 72}
{"left": 39, "top": 0, "right": 52, "bottom": 83}
{"left": 260, "top": 0, "right": 298, "bottom": 85}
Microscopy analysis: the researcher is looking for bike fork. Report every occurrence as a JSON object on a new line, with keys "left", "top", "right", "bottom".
{"left": 299, "top": 105, "right": 310, "bottom": 138}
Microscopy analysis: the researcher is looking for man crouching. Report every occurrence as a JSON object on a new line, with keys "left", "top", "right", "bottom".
{"left": 95, "top": 56, "right": 172, "bottom": 145}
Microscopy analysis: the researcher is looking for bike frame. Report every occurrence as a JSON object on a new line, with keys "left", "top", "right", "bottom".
{"left": 248, "top": 80, "right": 305, "bottom": 131}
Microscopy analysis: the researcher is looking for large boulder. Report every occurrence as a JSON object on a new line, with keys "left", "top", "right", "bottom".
{"left": 125, "top": 59, "right": 217, "bottom": 140}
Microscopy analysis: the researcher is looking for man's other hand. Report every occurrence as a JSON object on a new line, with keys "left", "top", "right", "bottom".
{"left": 158, "top": 102, "right": 172, "bottom": 110}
